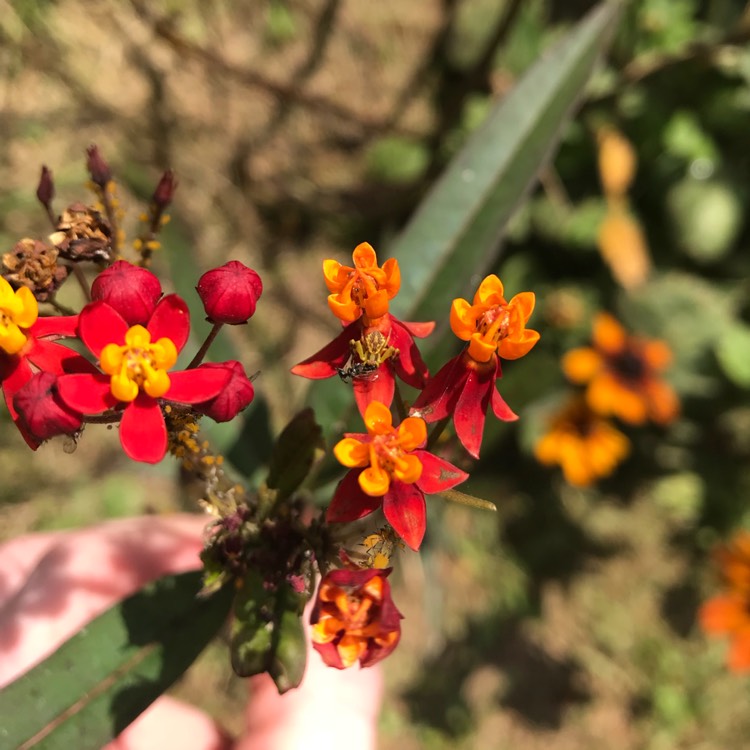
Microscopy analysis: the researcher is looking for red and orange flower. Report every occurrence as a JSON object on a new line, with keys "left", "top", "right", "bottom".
{"left": 328, "top": 401, "right": 467, "bottom": 550}
{"left": 0, "top": 276, "right": 89, "bottom": 446}
{"left": 310, "top": 567, "right": 402, "bottom": 669}
{"left": 533, "top": 396, "right": 630, "bottom": 486}
{"left": 56, "top": 296, "right": 230, "bottom": 463}
{"left": 292, "top": 242, "right": 433, "bottom": 415}
{"left": 562, "top": 312, "right": 678, "bottom": 425}
{"left": 700, "top": 532, "right": 750, "bottom": 673}
{"left": 411, "top": 274, "right": 539, "bottom": 458}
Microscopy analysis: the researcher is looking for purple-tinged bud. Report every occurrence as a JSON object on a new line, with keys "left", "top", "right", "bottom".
{"left": 86, "top": 144, "right": 112, "bottom": 187}
{"left": 36, "top": 166, "right": 55, "bottom": 208}
{"left": 14, "top": 372, "right": 83, "bottom": 442}
{"left": 91, "top": 260, "right": 163, "bottom": 326}
{"left": 152, "top": 169, "right": 177, "bottom": 210}
{"left": 196, "top": 261, "right": 263, "bottom": 325}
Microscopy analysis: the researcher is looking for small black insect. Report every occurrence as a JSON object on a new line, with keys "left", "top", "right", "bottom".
{"left": 336, "top": 360, "right": 379, "bottom": 383}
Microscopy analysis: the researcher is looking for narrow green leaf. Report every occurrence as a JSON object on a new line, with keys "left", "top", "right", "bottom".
{"left": 389, "top": 1, "right": 621, "bottom": 360}
{"left": 0, "top": 572, "right": 232, "bottom": 750}
{"left": 266, "top": 408, "right": 325, "bottom": 499}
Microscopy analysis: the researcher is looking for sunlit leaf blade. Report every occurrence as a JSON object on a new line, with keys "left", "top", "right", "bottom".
{"left": 389, "top": 1, "right": 621, "bottom": 359}
{"left": 0, "top": 572, "right": 232, "bottom": 750}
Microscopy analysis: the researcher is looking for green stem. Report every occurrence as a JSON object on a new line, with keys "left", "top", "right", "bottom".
{"left": 426, "top": 415, "right": 451, "bottom": 451}
{"left": 188, "top": 323, "right": 224, "bottom": 368}
{"left": 437, "top": 489, "right": 496, "bottom": 512}
{"left": 392, "top": 378, "right": 408, "bottom": 422}
{"left": 71, "top": 264, "right": 91, "bottom": 302}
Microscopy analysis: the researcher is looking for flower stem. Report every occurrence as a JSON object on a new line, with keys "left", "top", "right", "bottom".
{"left": 426, "top": 416, "right": 451, "bottom": 451}
{"left": 437, "top": 489, "right": 496, "bottom": 512}
{"left": 71, "top": 264, "right": 91, "bottom": 302}
{"left": 392, "top": 379, "right": 408, "bottom": 422}
{"left": 188, "top": 323, "right": 224, "bottom": 368}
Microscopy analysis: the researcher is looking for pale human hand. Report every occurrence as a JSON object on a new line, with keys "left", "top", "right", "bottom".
{"left": 0, "top": 515, "right": 382, "bottom": 750}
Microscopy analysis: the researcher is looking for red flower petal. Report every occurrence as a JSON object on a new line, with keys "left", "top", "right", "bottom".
{"left": 79, "top": 302, "right": 128, "bottom": 356}
{"left": 57, "top": 373, "right": 117, "bottom": 414}
{"left": 26, "top": 340, "right": 97, "bottom": 375}
{"left": 119, "top": 393, "right": 168, "bottom": 463}
{"left": 30, "top": 315, "right": 79, "bottom": 339}
{"left": 491, "top": 386, "right": 518, "bottom": 421}
{"left": 399, "top": 320, "right": 435, "bottom": 338}
{"left": 327, "top": 469, "right": 383, "bottom": 523}
{"left": 383, "top": 483, "right": 426, "bottom": 550}
{"left": 352, "top": 365, "right": 395, "bottom": 416}
{"left": 454, "top": 360, "right": 498, "bottom": 458}
{"left": 312, "top": 641, "right": 345, "bottom": 670}
{"left": 147, "top": 294, "right": 190, "bottom": 352}
{"left": 1, "top": 354, "right": 36, "bottom": 447}
{"left": 165, "top": 367, "right": 231, "bottom": 404}
{"left": 390, "top": 319, "right": 429, "bottom": 389}
{"left": 410, "top": 354, "right": 467, "bottom": 422}
{"left": 414, "top": 450, "right": 469, "bottom": 494}
{"left": 291, "top": 321, "right": 360, "bottom": 379}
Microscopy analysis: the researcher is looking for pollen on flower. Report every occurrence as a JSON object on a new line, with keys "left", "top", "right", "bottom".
{"left": 99, "top": 324, "right": 178, "bottom": 402}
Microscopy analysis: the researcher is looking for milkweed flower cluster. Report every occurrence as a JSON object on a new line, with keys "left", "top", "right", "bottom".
{"left": 293, "top": 243, "right": 539, "bottom": 668}
{"left": 1, "top": 149, "right": 540, "bottom": 685}
{"left": 534, "top": 312, "right": 678, "bottom": 486}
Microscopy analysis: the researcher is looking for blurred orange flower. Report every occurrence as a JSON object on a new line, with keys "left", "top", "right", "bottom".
{"left": 534, "top": 396, "right": 630, "bottom": 486}
{"left": 700, "top": 532, "right": 750, "bottom": 673}
{"left": 562, "top": 312, "right": 679, "bottom": 426}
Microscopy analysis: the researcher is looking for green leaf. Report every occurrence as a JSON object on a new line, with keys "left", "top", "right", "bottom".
{"left": 266, "top": 408, "right": 325, "bottom": 500}
{"left": 231, "top": 572, "right": 308, "bottom": 693}
{"left": 716, "top": 323, "right": 750, "bottom": 388}
{"left": 388, "top": 1, "right": 621, "bottom": 364}
{"left": 0, "top": 572, "right": 232, "bottom": 750}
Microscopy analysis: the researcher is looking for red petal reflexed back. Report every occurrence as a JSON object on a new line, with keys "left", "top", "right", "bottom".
{"left": 353, "top": 366, "right": 395, "bottom": 417}
{"left": 147, "top": 294, "right": 190, "bottom": 352}
{"left": 399, "top": 320, "right": 435, "bottom": 338}
{"left": 327, "top": 469, "right": 383, "bottom": 523}
{"left": 453, "top": 363, "right": 497, "bottom": 459}
{"left": 79, "top": 302, "right": 129, "bottom": 356}
{"left": 413, "top": 450, "right": 469, "bottom": 494}
{"left": 382, "top": 483, "right": 426, "bottom": 551}
{"left": 119, "top": 393, "right": 168, "bottom": 463}
{"left": 166, "top": 367, "right": 232, "bottom": 404}
{"left": 491, "top": 386, "right": 518, "bottom": 422}
{"left": 390, "top": 319, "right": 429, "bottom": 389}
{"left": 411, "top": 354, "right": 467, "bottom": 423}
{"left": 291, "top": 321, "right": 359, "bottom": 379}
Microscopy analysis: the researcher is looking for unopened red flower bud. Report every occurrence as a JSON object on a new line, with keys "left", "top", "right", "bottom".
{"left": 91, "top": 260, "right": 162, "bottom": 326}
{"left": 152, "top": 169, "right": 177, "bottom": 210}
{"left": 86, "top": 144, "right": 112, "bottom": 187}
{"left": 14, "top": 372, "right": 82, "bottom": 441}
{"left": 36, "top": 166, "right": 55, "bottom": 208}
{"left": 195, "top": 361, "right": 255, "bottom": 422}
{"left": 196, "top": 261, "right": 263, "bottom": 325}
